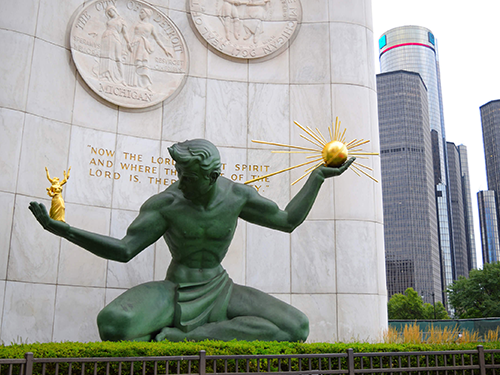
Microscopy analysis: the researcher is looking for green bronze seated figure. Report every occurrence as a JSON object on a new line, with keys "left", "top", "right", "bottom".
{"left": 29, "top": 139, "right": 353, "bottom": 342}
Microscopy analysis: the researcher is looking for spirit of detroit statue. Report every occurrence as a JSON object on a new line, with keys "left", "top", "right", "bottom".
{"left": 29, "top": 139, "right": 354, "bottom": 342}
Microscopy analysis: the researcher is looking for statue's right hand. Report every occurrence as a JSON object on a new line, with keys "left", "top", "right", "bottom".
{"left": 29, "top": 202, "right": 70, "bottom": 237}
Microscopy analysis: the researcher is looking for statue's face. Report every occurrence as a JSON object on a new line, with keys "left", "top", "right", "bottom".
{"left": 176, "top": 162, "right": 214, "bottom": 201}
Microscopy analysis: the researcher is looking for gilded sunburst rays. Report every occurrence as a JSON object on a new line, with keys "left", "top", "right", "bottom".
{"left": 244, "top": 118, "right": 379, "bottom": 186}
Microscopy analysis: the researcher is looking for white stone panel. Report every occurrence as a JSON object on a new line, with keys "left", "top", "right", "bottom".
{"left": 206, "top": 79, "right": 248, "bottom": 147}
{"left": 0, "top": 0, "right": 40, "bottom": 35}
{"left": 26, "top": 39, "right": 76, "bottom": 124}
{"left": 289, "top": 155, "right": 335, "bottom": 221}
{"left": 163, "top": 76, "right": 207, "bottom": 141}
{"left": 366, "top": 28, "right": 376, "bottom": 90}
{"left": 290, "top": 84, "right": 332, "bottom": 139}
{"left": 248, "top": 49, "right": 289, "bottom": 84}
{"left": 290, "top": 23, "right": 330, "bottom": 84}
{"left": 337, "top": 293, "right": 386, "bottom": 343}
{"left": 207, "top": 50, "right": 248, "bottom": 82}
{"left": 292, "top": 294, "right": 337, "bottom": 343}
{"left": 248, "top": 83, "right": 290, "bottom": 148}
{"left": 0, "top": 192, "right": 15, "bottom": 280}
{"left": 73, "top": 78, "right": 119, "bottom": 133}
{"left": 247, "top": 148, "right": 290, "bottom": 208}
{"left": 36, "top": 0, "right": 83, "bottom": 47}
{"left": 218, "top": 145, "right": 247, "bottom": 182}
{"left": 330, "top": 23, "right": 369, "bottom": 87}
{"left": 169, "top": 10, "right": 208, "bottom": 78}
{"left": 107, "top": 209, "right": 155, "bottom": 288}
{"left": 0, "top": 280, "right": 5, "bottom": 337}
{"left": 246, "top": 224, "right": 290, "bottom": 293}
{"left": 9, "top": 195, "right": 60, "bottom": 284}
{"left": 57, "top": 203, "right": 110, "bottom": 287}
{"left": 222, "top": 219, "right": 246, "bottom": 285}
{"left": 0, "top": 108, "right": 24, "bottom": 193}
{"left": 291, "top": 221, "right": 336, "bottom": 293}
{"left": 105, "top": 287, "right": 127, "bottom": 305}
{"left": 332, "top": 85, "right": 371, "bottom": 137}
{"left": 375, "top": 223, "right": 387, "bottom": 296}
{"left": 117, "top": 106, "right": 163, "bottom": 140}
{"left": 17, "top": 114, "right": 71, "bottom": 199}
{"left": 169, "top": 0, "right": 187, "bottom": 12}
{"left": 269, "top": 293, "right": 290, "bottom": 304}
{"left": 301, "top": 0, "right": 328, "bottom": 23}
{"left": 0, "top": 30, "right": 34, "bottom": 111}
{"left": 2, "top": 281, "right": 56, "bottom": 344}
{"left": 333, "top": 160, "right": 375, "bottom": 221}
{"left": 112, "top": 135, "right": 161, "bottom": 210}
{"left": 65, "top": 126, "right": 116, "bottom": 207}
{"left": 336, "top": 220, "right": 378, "bottom": 294}
{"left": 369, "top": 89, "right": 384, "bottom": 223}
{"left": 329, "top": 0, "right": 366, "bottom": 26}
{"left": 52, "top": 285, "right": 105, "bottom": 342}
{"left": 364, "top": 0, "right": 374, "bottom": 32}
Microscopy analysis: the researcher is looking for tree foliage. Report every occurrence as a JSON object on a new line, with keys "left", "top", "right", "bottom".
{"left": 388, "top": 288, "right": 449, "bottom": 320}
{"left": 447, "top": 261, "right": 500, "bottom": 318}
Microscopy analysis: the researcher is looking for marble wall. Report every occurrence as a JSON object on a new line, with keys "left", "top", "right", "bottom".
{"left": 0, "top": 0, "right": 387, "bottom": 344}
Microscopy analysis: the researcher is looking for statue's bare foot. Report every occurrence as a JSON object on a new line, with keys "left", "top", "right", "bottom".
{"left": 155, "top": 327, "right": 187, "bottom": 342}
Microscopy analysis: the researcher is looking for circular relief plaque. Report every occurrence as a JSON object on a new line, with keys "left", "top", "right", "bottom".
{"left": 70, "top": 0, "right": 188, "bottom": 109}
{"left": 189, "top": 0, "right": 302, "bottom": 60}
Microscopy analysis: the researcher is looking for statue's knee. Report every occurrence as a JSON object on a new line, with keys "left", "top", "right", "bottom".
{"left": 290, "top": 312, "right": 309, "bottom": 342}
{"left": 97, "top": 307, "right": 134, "bottom": 341}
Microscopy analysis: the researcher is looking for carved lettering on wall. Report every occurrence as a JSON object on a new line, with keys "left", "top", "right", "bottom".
{"left": 70, "top": 0, "right": 189, "bottom": 109}
{"left": 189, "top": 0, "right": 302, "bottom": 59}
{"left": 86, "top": 145, "right": 273, "bottom": 193}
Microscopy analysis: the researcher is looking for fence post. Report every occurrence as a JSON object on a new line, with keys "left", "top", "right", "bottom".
{"left": 199, "top": 350, "right": 206, "bottom": 375}
{"left": 347, "top": 349, "right": 354, "bottom": 375}
{"left": 24, "top": 353, "right": 33, "bottom": 375}
{"left": 477, "top": 345, "right": 486, "bottom": 375}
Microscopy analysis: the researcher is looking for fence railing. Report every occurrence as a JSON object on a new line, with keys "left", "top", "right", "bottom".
{"left": 1, "top": 346, "right": 499, "bottom": 375}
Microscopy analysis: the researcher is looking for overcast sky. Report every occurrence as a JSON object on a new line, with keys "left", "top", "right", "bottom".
{"left": 371, "top": 1, "right": 500, "bottom": 267}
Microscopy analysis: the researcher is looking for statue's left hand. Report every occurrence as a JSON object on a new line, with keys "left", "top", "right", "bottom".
{"left": 316, "top": 157, "right": 355, "bottom": 179}
{"left": 29, "top": 202, "right": 70, "bottom": 237}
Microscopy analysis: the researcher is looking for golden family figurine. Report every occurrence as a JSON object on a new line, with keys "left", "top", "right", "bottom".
{"left": 45, "top": 167, "right": 71, "bottom": 222}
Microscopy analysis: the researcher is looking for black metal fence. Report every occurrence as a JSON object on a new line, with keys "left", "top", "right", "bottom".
{"left": 1, "top": 346, "right": 499, "bottom": 375}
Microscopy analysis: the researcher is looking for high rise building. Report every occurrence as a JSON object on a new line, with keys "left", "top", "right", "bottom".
{"left": 479, "top": 100, "right": 500, "bottom": 264}
{"left": 378, "top": 26, "right": 455, "bottom": 295}
{"left": 447, "top": 142, "right": 468, "bottom": 278}
{"left": 378, "top": 26, "right": 474, "bottom": 305}
{"left": 457, "top": 145, "right": 477, "bottom": 271}
{"left": 477, "top": 191, "right": 500, "bottom": 263}
{"left": 480, "top": 101, "right": 500, "bottom": 197}
{"left": 376, "top": 70, "right": 442, "bottom": 303}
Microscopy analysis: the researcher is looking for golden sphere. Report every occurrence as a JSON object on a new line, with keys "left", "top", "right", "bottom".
{"left": 322, "top": 141, "right": 348, "bottom": 167}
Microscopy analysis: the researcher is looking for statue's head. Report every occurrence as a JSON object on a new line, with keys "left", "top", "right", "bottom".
{"left": 168, "top": 140, "right": 221, "bottom": 199}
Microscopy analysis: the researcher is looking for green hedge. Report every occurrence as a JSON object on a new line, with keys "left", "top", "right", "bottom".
{"left": 2, "top": 340, "right": 500, "bottom": 359}
{"left": 1, "top": 341, "right": 500, "bottom": 375}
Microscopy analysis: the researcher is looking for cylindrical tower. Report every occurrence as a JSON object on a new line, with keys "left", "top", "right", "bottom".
{"left": 379, "top": 26, "right": 455, "bottom": 303}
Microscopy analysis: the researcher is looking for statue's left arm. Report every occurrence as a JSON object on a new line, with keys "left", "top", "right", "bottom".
{"left": 239, "top": 158, "right": 354, "bottom": 232}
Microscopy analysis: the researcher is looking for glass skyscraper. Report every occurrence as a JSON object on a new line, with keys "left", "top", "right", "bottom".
{"left": 378, "top": 26, "right": 473, "bottom": 305}
{"left": 458, "top": 145, "right": 477, "bottom": 271}
{"left": 447, "top": 142, "right": 468, "bottom": 278}
{"left": 477, "top": 191, "right": 500, "bottom": 263}
{"left": 377, "top": 70, "right": 442, "bottom": 303}
{"left": 479, "top": 100, "right": 500, "bottom": 264}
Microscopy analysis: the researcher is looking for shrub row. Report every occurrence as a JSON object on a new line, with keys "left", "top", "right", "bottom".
{"left": 1, "top": 340, "right": 500, "bottom": 359}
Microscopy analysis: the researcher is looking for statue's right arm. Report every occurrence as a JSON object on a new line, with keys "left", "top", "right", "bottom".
{"left": 28, "top": 195, "right": 170, "bottom": 263}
